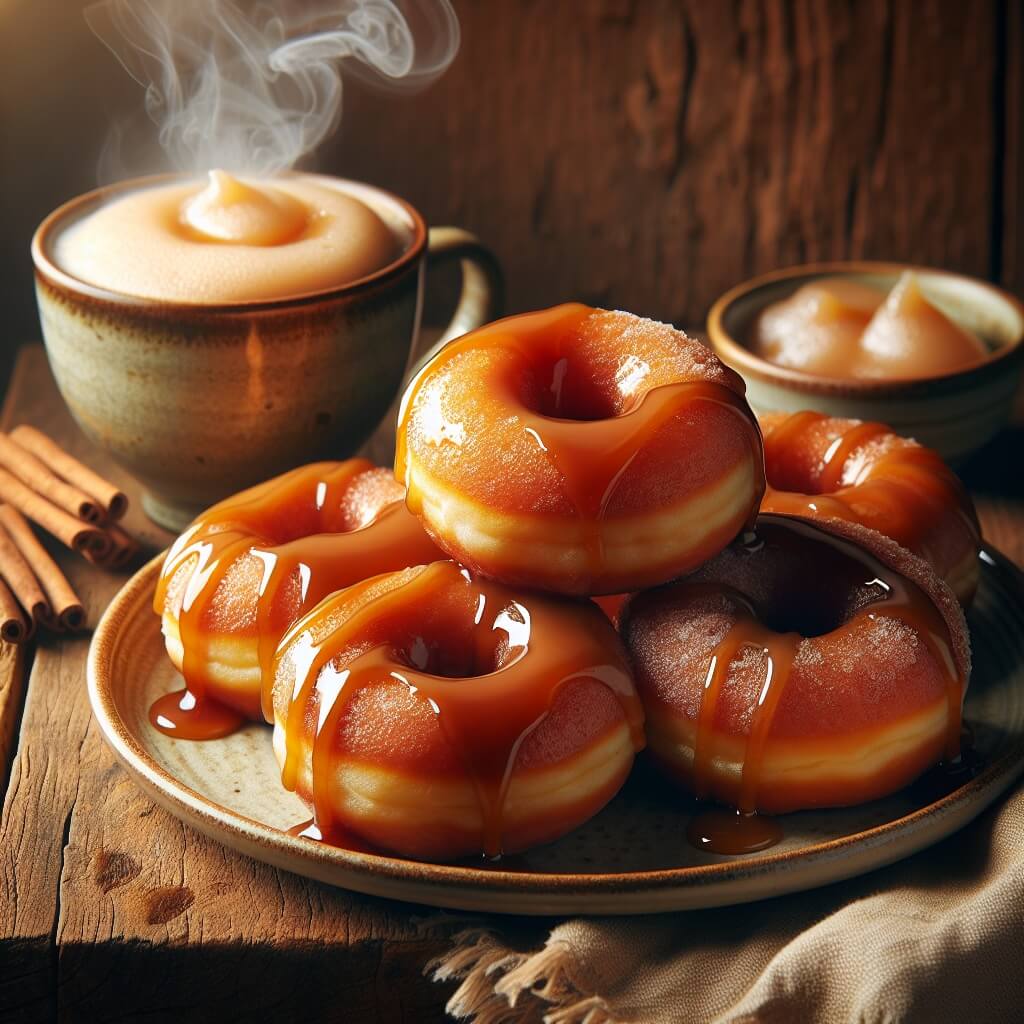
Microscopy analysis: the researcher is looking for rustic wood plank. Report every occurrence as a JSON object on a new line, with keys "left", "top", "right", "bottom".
{"left": 0, "top": 349, "right": 31, "bottom": 800}
{"left": 1000, "top": 0, "right": 1023, "bottom": 296}
{"left": 332, "top": 0, "right": 1001, "bottom": 327}
{"left": 0, "top": 346, "right": 454, "bottom": 1023}
{"left": 0, "top": 643, "right": 26, "bottom": 803}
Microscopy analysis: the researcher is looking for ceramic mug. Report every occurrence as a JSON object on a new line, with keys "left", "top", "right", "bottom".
{"left": 32, "top": 173, "right": 502, "bottom": 531}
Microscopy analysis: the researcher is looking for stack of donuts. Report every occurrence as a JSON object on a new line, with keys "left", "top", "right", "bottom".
{"left": 154, "top": 303, "right": 977, "bottom": 861}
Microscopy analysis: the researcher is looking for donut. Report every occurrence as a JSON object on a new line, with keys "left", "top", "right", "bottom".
{"left": 760, "top": 410, "right": 981, "bottom": 604}
{"left": 620, "top": 514, "right": 970, "bottom": 816}
{"left": 270, "top": 560, "right": 645, "bottom": 859}
{"left": 153, "top": 460, "right": 441, "bottom": 732}
{"left": 396, "top": 304, "right": 765, "bottom": 595}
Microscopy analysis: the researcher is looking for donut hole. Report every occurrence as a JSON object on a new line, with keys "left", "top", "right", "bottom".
{"left": 695, "top": 519, "right": 894, "bottom": 639}
{"left": 520, "top": 353, "right": 624, "bottom": 421}
{"left": 750, "top": 554, "right": 890, "bottom": 639}
{"left": 755, "top": 585, "right": 864, "bottom": 638}
{"left": 391, "top": 597, "right": 529, "bottom": 678}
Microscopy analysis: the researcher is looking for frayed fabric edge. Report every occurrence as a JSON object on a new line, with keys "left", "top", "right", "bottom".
{"left": 428, "top": 929, "right": 618, "bottom": 1024}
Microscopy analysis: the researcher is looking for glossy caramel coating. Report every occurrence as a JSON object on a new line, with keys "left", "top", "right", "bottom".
{"left": 396, "top": 304, "right": 765, "bottom": 595}
{"left": 271, "top": 560, "right": 645, "bottom": 859}
{"left": 760, "top": 410, "right": 981, "bottom": 603}
{"left": 621, "top": 515, "right": 970, "bottom": 815}
{"left": 154, "top": 460, "right": 441, "bottom": 727}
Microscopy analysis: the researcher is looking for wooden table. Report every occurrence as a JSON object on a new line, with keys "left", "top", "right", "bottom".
{"left": 0, "top": 347, "right": 460, "bottom": 1023}
{"left": 1, "top": 344, "right": 1021, "bottom": 1023}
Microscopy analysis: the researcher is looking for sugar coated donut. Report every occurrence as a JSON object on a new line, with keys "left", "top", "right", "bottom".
{"left": 271, "top": 560, "right": 645, "bottom": 859}
{"left": 396, "top": 304, "right": 765, "bottom": 595}
{"left": 760, "top": 410, "right": 981, "bottom": 604}
{"left": 620, "top": 514, "right": 970, "bottom": 817}
{"left": 153, "top": 460, "right": 441, "bottom": 734}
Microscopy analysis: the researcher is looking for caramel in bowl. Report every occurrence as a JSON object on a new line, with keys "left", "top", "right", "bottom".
{"left": 707, "top": 262, "right": 1024, "bottom": 464}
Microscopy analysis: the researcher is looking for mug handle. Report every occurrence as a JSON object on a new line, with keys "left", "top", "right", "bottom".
{"left": 408, "top": 226, "right": 503, "bottom": 376}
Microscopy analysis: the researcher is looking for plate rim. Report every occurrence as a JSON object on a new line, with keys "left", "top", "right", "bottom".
{"left": 87, "top": 547, "right": 1024, "bottom": 908}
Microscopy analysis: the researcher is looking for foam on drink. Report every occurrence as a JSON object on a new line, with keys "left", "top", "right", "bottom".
{"left": 56, "top": 171, "right": 400, "bottom": 303}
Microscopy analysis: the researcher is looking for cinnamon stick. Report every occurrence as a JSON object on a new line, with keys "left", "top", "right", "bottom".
{"left": 0, "top": 577, "right": 29, "bottom": 644}
{"left": 0, "top": 505, "right": 85, "bottom": 631}
{"left": 83, "top": 524, "right": 141, "bottom": 570}
{"left": 0, "top": 468, "right": 111, "bottom": 561}
{"left": 0, "top": 519, "right": 49, "bottom": 627}
{"left": 104, "top": 524, "right": 140, "bottom": 569}
{"left": 0, "top": 434, "right": 105, "bottom": 524}
{"left": 9, "top": 425, "right": 128, "bottom": 521}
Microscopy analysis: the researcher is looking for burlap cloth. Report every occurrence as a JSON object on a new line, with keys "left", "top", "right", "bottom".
{"left": 429, "top": 779, "right": 1024, "bottom": 1023}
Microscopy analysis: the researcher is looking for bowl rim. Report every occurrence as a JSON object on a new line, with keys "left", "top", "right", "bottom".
{"left": 706, "top": 260, "right": 1024, "bottom": 395}
{"left": 31, "top": 171, "right": 428, "bottom": 314}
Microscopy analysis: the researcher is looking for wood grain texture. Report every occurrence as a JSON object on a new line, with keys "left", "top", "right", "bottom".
{"left": 0, "top": 643, "right": 26, "bottom": 803}
{"left": 0, "top": 347, "right": 455, "bottom": 1024}
{"left": 1001, "top": 0, "right": 1023, "bottom": 295}
{"left": 0, "top": 353, "right": 31, "bottom": 802}
{"left": 332, "top": 0, "right": 1006, "bottom": 327}
{"left": 0, "top": 0, "right": 1019, "bottom": 356}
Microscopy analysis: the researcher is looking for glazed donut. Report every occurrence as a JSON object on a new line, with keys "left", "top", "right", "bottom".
{"left": 270, "top": 560, "right": 645, "bottom": 859}
{"left": 396, "top": 304, "right": 765, "bottom": 595}
{"left": 620, "top": 514, "right": 970, "bottom": 815}
{"left": 760, "top": 410, "right": 981, "bottom": 604}
{"left": 154, "top": 460, "right": 441, "bottom": 730}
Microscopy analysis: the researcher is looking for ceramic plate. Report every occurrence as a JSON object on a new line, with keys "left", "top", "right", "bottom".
{"left": 88, "top": 549, "right": 1024, "bottom": 915}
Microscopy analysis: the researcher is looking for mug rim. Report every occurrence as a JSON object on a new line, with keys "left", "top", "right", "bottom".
{"left": 706, "top": 260, "right": 1024, "bottom": 395}
{"left": 31, "top": 171, "right": 428, "bottom": 314}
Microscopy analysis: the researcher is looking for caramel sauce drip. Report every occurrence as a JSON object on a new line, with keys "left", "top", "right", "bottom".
{"left": 685, "top": 516, "right": 965, "bottom": 855}
{"left": 151, "top": 461, "right": 439, "bottom": 735}
{"left": 689, "top": 581, "right": 801, "bottom": 812}
{"left": 396, "top": 304, "right": 765, "bottom": 587}
{"left": 686, "top": 809, "right": 784, "bottom": 854}
{"left": 284, "top": 817, "right": 379, "bottom": 853}
{"left": 148, "top": 687, "right": 246, "bottom": 740}
{"left": 762, "top": 412, "right": 980, "bottom": 565}
{"left": 275, "top": 561, "right": 645, "bottom": 858}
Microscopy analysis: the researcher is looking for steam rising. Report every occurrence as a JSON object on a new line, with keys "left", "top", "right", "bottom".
{"left": 87, "top": 0, "right": 459, "bottom": 178}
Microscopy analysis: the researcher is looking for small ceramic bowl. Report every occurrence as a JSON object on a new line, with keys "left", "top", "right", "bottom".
{"left": 706, "top": 261, "right": 1024, "bottom": 464}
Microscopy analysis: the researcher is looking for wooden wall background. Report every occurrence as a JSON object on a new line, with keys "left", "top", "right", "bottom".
{"left": 0, "top": 0, "right": 1020, "bottom": 383}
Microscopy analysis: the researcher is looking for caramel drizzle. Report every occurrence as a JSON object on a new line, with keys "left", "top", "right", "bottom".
{"left": 274, "top": 561, "right": 645, "bottom": 857}
{"left": 523, "top": 381, "right": 765, "bottom": 575}
{"left": 817, "top": 420, "right": 891, "bottom": 491}
{"left": 396, "top": 304, "right": 765, "bottom": 588}
{"left": 762, "top": 412, "right": 980, "bottom": 569}
{"left": 690, "top": 583, "right": 801, "bottom": 812}
{"left": 689, "top": 517, "right": 965, "bottom": 818}
{"left": 152, "top": 461, "right": 439, "bottom": 730}
{"left": 762, "top": 409, "right": 826, "bottom": 462}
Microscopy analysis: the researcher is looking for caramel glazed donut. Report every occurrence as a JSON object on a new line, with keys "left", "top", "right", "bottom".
{"left": 396, "top": 303, "right": 766, "bottom": 595}
{"left": 270, "top": 560, "right": 645, "bottom": 860}
{"left": 621, "top": 514, "right": 970, "bottom": 815}
{"left": 155, "top": 460, "right": 441, "bottom": 723}
{"left": 760, "top": 410, "right": 981, "bottom": 605}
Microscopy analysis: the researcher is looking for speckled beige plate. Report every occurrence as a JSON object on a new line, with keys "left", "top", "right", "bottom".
{"left": 87, "top": 549, "right": 1024, "bottom": 915}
